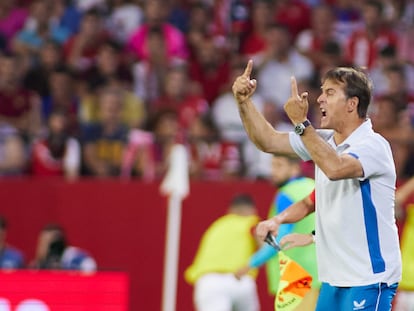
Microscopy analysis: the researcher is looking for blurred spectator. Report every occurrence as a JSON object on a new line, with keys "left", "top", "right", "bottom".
{"left": 11, "top": 0, "right": 71, "bottom": 70}
{"left": 331, "top": 0, "right": 363, "bottom": 46}
{"left": 295, "top": 4, "right": 343, "bottom": 69}
{"left": 0, "top": 122, "right": 27, "bottom": 177}
{"left": 380, "top": 63, "right": 414, "bottom": 107}
{"left": 78, "top": 40, "right": 146, "bottom": 129}
{"left": 128, "top": 0, "right": 188, "bottom": 64}
{"left": 187, "top": 113, "right": 243, "bottom": 181}
{"left": 188, "top": 36, "right": 231, "bottom": 104}
{"left": 369, "top": 45, "right": 401, "bottom": 97}
{"left": 105, "top": 0, "right": 144, "bottom": 45}
{"left": 150, "top": 65, "right": 208, "bottom": 134}
{"left": 80, "top": 87, "right": 129, "bottom": 177}
{"left": 121, "top": 128, "right": 155, "bottom": 180}
{"left": 253, "top": 23, "right": 314, "bottom": 113}
{"left": 167, "top": 0, "right": 191, "bottom": 34}
{"left": 63, "top": 8, "right": 110, "bottom": 74}
{"left": 185, "top": 2, "right": 214, "bottom": 60}
{"left": 131, "top": 25, "right": 170, "bottom": 105}
{"left": 30, "top": 109, "right": 81, "bottom": 179}
{"left": 229, "top": 0, "right": 253, "bottom": 52}
{"left": 273, "top": 0, "right": 311, "bottom": 40}
{"left": 30, "top": 223, "right": 97, "bottom": 272}
{"left": 184, "top": 193, "right": 261, "bottom": 311}
{"left": 344, "top": 0, "right": 399, "bottom": 69}
{"left": 80, "top": 39, "right": 133, "bottom": 93}
{"left": 49, "top": 0, "right": 83, "bottom": 35}
{"left": 371, "top": 95, "right": 414, "bottom": 178}
{"left": 73, "top": 0, "right": 106, "bottom": 13}
{"left": 0, "top": 0, "right": 29, "bottom": 50}
{"left": 0, "top": 215, "right": 25, "bottom": 269}
{"left": 41, "top": 65, "right": 80, "bottom": 135}
{"left": 0, "top": 52, "right": 42, "bottom": 140}
{"left": 122, "top": 108, "right": 180, "bottom": 180}
{"left": 239, "top": 0, "right": 274, "bottom": 59}
{"left": 398, "top": 0, "right": 414, "bottom": 65}
{"left": 80, "top": 85, "right": 146, "bottom": 131}
{"left": 23, "top": 39, "right": 64, "bottom": 98}
{"left": 130, "top": 0, "right": 189, "bottom": 104}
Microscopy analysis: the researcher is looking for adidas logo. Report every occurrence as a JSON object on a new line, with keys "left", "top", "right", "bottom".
{"left": 353, "top": 299, "right": 366, "bottom": 310}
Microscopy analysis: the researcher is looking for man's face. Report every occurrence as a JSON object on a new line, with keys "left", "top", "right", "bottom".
{"left": 317, "top": 79, "right": 349, "bottom": 129}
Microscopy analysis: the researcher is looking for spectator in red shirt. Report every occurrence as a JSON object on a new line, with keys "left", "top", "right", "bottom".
{"left": 295, "top": 4, "right": 342, "bottom": 69}
{"left": 274, "top": 0, "right": 311, "bottom": 40}
{"left": 189, "top": 37, "right": 231, "bottom": 105}
{"left": 63, "top": 8, "right": 110, "bottom": 74}
{"left": 240, "top": 0, "right": 274, "bottom": 59}
{"left": 150, "top": 65, "right": 209, "bottom": 133}
{"left": 122, "top": 108, "right": 180, "bottom": 180}
{"left": 30, "top": 109, "right": 81, "bottom": 179}
{"left": 344, "top": 0, "right": 399, "bottom": 69}
{"left": 187, "top": 113, "right": 243, "bottom": 181}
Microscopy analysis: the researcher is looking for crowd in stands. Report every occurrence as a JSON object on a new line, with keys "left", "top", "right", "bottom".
{"left": 0, "top": 0, "right": 413, "bottom": 181}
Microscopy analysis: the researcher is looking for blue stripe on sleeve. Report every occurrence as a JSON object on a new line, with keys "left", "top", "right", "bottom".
{"left": 348, "top": 152, "right": 359, "bottom": 159}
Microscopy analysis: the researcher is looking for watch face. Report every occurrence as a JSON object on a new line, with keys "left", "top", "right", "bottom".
{"left": 295, "top": 124, "right": 305, "bottom": 135}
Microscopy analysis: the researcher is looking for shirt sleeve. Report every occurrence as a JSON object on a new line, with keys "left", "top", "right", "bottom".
{"left": 309, "top": 189, "right": 316, "bottom": 204}
{"left": 288, "top": 129, "right": 335, "bottom": 161}
{"left": 346, "top": 134, "right": 394, "bottom": 181}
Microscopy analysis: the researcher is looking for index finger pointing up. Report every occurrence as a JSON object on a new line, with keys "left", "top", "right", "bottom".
{"left": 290, "top": 76, "right": 299, "bottom": 98}
{"left": 243, "top": 59, "right": 253, "bottom": 78}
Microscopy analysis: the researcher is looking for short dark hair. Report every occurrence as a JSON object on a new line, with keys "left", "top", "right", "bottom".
{"left": 322, "top": 67, "right": 372, "bottom": 118}
{"left": 230, "top": 194, "right": 255, "bottom": 207}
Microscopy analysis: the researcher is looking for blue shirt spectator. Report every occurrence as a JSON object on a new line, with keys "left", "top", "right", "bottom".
{"left": 0, "top": 216, "right": 25, "bottom": 269}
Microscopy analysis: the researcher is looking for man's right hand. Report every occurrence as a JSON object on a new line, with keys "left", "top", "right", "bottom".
{"left": 232, "top": 60, "right": 257, "bottom": 103}
{"left": 255, "top": 217, "right": 281, "bottom": 242}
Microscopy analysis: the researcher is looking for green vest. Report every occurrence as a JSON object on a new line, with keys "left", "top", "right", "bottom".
{"left": 265, "top": 177, "right": 320, "bottom": 294}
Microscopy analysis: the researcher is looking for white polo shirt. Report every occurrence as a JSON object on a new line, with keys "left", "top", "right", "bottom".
{"left": 289, "top": 119, "right": 401, "bottom": 286}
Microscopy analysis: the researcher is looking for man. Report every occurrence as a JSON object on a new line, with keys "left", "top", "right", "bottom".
{"left": 30, "top": 223, "right": 96, "bottom": 272}
{"left": 232, "top": 60, "right": 401, "bottom": 310}
{"left": 0, "top": 215, "right": 25, "bottom": 269}
{"left": 184, "top": 194, "right": 261, "bottom": 311}
{"left": 236, "top": 155, "right": 318, "bottom": 311}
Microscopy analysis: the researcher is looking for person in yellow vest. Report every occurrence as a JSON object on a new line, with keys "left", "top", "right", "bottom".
{"left": 184, "top": 194, "right": 261, "bottom": 311}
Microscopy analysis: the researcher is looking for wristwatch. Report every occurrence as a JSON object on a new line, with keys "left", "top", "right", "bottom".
{"left": 294, "top": 120, "right": 311, "bottom": 136}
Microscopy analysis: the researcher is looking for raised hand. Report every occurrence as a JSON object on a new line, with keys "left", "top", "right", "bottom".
{"left": 283, "top": 77, "right": 309, "bottom": 124}
{"left": 232, "top": 60, "right": 257, "bottom": 103}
